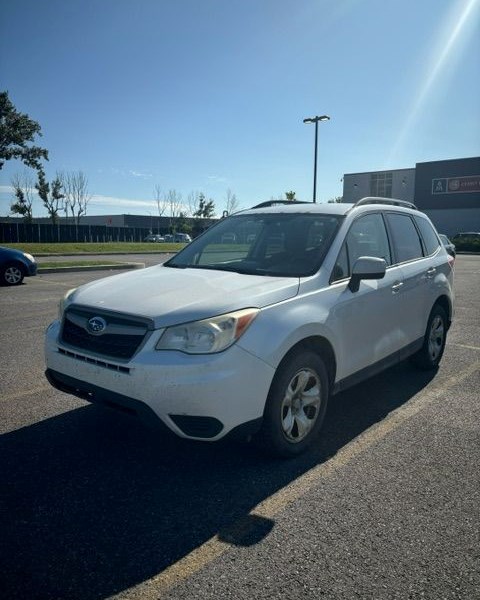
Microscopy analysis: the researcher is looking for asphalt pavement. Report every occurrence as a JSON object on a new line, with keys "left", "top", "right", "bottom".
{"left": 0, "top": 255, "right": 478, "bottom": 600}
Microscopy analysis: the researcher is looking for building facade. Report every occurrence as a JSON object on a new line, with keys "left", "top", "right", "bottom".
{"left": 343, "top": 168, "right": 416, "bottom": 205}
{"left": 342, "top": 157, "right": 480, "bottom": 236}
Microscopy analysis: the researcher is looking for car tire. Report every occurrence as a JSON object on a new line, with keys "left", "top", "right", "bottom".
{"left": 259, "top": 351, "right": 329, "bottom": 458}
{"left": 0, "top": 262, "right": 25, "bottom": 286}
{"left": 411, "top": 304, "right": 448, "bottom": 371}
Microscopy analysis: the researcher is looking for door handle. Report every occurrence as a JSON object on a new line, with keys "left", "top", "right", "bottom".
{"left": 426, "top": 267, "right": 436, "bottom": 278}
{"left": 391, "top": 281, "right": 403, "bottom": 294}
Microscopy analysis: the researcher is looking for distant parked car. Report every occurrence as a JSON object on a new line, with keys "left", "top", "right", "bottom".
{"left": 439, "top": 234, "right": 456, "bottom": 258}
{"left": 163, "top": 234, "right": 174, "bottom": 242}
{"left": 0, "top": 246, "right": 37, "bottom": 286}
{"left": 173, "top": 233, "right": 192, "bottom": 243}
{"left": 144, "top": 234, "right": 165, "bottom": 242}
{"left": 451, "top": 231, "right": 480, "bottom": 252}
{"left": 453, "top": 232, "right": 480, "bottom": 240}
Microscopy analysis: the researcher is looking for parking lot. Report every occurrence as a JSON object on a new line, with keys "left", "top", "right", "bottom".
{"left": 1, "top": 255, "right": 479, "bottom": 599}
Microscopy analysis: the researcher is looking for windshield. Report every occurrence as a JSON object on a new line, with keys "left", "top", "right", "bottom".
{"left": 165, "top": 212, "right": 342, "bottom": 277}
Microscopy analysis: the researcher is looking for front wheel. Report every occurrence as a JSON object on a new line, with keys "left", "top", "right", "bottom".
{"left": 411, "top": 305, "right": 448, "bottom": 370}
{"left": 1, "top": 263, "right": 25, "bottom": 286}
{"left": 259, "top": 351, "right": 329, "bottom": 458}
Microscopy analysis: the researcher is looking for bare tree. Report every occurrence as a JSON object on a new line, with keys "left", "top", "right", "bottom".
{"left": 10, "top": 171, "right": 35, "bottom": 221}
{"left": 166, "top": 189, "right": 183, "bottom": 219}
{"left": 187, "top": 190, "right": 202, "bottom": 217}
{"left": 154, "top": 184, "right": 168, "bottom": 218}
{"left": 225, "top": 188, "right": 240, "bottom": 214}
{"left": 61, "top": 170, "right": 91, "bottom": 226}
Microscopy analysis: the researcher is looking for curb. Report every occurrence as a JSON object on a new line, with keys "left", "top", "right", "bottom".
{"left": 38, "top": 262, "right": 145, "bottom": 274}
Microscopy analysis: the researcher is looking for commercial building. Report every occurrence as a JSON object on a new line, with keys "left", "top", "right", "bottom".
{"left": 342, "top": 157, "right": 480, "bottom": 236}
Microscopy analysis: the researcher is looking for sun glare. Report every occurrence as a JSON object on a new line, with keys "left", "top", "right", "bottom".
{"left": 386, "top": 0, "right": 479, "bottom": 167}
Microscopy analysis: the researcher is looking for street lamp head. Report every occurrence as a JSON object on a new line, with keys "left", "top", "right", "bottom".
{"left": 303, "top": 115, "right": 331, "bottom": 124}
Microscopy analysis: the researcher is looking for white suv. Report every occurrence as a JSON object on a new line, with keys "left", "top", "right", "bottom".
{"left": 45, "top": 198, "right": 454, "bottom": 457}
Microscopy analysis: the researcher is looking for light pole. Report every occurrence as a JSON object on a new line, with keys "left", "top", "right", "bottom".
{"left": 303, "top": 115, "right": 330, "bottom": 202}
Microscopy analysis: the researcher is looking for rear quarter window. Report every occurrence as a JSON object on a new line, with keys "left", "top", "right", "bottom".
{"left": 414, "top": 216, "right": 441, "bottom": 256}
{"left": 384, "top": 213, "right": 424, "bottom": 264}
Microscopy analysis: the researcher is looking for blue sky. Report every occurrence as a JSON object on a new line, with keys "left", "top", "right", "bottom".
{"left": 1, "top": 0, "right": 479, "bottom": 217}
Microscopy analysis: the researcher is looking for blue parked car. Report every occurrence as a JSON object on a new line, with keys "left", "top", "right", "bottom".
{"left": 0, "top": 246, "right": 37, "bottom": 286}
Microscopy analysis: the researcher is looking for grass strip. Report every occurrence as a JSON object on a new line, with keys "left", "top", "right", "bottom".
{"left": 4, "top": 242, "right": 183, "bottom": 254}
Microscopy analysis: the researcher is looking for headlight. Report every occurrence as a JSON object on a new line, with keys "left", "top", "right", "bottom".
{"left": 156, "top": 308, "right": 259, "bottom": 354}
{"left": 23, "top": 252, "right": 35, "bottom": 262}
{"left": 58, "top": 288, "right": 77, "bottom": 319}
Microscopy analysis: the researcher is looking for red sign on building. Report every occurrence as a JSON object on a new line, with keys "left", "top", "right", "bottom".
{"left": 447, "top": 176, "right": 480, "bottom": 193}
{"left": 432, "top": 176, "right": 480, "bottom": 194}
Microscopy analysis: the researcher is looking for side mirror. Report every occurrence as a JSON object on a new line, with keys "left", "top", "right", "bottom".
{"left": 348, "top": 257, "right": 386, "bottom": 293}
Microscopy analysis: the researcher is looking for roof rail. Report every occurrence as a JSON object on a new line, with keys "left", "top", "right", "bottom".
{"left": 251, "top": 200, "right": 311, "bottom": 209}
{"left": 353, "top": 197, "right": 418, "bottom": 210}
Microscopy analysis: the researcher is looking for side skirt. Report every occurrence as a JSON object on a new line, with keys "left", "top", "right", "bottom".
{"left": 332, "top": 338, "right": 423, "bottom": 395}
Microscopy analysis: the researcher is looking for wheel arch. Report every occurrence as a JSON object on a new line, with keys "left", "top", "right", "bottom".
{"left": 433, "top": 295, "right": 452, "bottom": 328}
{"left": 275, "top": 336, "right": 337, "bottom": 391}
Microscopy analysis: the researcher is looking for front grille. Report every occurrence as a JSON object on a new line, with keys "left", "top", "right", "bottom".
{"left": 61, "top": 308, "right": 149, "bottom": 360}
{"left": 58, "top": 348, "right": 130, "bottom": 373}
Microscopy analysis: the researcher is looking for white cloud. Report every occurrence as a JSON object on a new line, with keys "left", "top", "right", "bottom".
{"left": 89, "top": 194, "right": 155, "bottom": 209}
{"left": 129, "top": 170, "right": 153, "bottom": 179}
{"left": 207, "top": 175, "right": 227, "bottom": 183}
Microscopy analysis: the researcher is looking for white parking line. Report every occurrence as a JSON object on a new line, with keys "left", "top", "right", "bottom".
{"left": 450, "top": 343, "right": 480, "bottom": 351}
{"left": 114, "top": 359, "right": 480, "bottom": 599}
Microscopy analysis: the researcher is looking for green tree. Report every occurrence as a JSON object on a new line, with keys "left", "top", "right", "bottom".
{"left": 36, "top": 170, "right": 64, "bottom": 224}
{"left": 10, "top": 171, "right": 35, "bottom": 222}
{"left": 0, "top": 91, "right": 48, "bottom": 171}
{"left": 193, "top": 193, "right": 215, "bottom": 218}
{"left": 285, "top": 191, "right": 296, "bottom": 200}
{"left": 175, "top": 211, "right": 192, "bottom": 234}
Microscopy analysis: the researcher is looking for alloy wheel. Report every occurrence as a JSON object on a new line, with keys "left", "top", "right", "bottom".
{"left": 4, "top": 266, "right": 23, "bottom": 285}
{"left": 428, "top": 315, "right": 444, "bottom": 362}
{"left": 280, "top": 368, "right": 322, "bottom": 443}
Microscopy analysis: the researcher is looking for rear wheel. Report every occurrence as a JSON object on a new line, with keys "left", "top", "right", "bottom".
{"left": 411, "top": 305, "right": 447, "bottom": 370}
{"left": 1, "top": 263, "right": 25, "bottom": 286}
{"left": 259, "top": 351, "right": 329, "bottom": 458}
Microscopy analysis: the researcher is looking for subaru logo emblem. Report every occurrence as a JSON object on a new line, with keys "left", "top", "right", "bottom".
{"left": 87, "top": 316, "right": 107, "bottom": 335}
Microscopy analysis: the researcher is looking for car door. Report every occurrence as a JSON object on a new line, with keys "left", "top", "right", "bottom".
{"left": 328, "top": 212, "right": 406, "bottom": 380}
{"left": 384, "top": 212, "right": 434, "bottom": 345}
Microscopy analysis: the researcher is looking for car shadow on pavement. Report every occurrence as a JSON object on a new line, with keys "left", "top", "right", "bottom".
{"left": 1, "top": 362, "right": 436, "bottom": 600}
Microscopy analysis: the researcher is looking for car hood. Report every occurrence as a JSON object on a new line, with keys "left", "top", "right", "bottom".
{"left": 69, "top": 264, "right": 300, "bottom": 328}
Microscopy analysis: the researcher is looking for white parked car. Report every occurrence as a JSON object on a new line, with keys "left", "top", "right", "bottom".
{"left": 45, "top": 198, "right": 454, "bottom": 457}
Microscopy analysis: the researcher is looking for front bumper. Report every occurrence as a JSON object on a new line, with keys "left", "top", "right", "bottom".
{"left": 45, "top": 320, "right": 274, "bottom": 441}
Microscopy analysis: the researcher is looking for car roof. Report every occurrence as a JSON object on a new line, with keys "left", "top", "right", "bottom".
{"left": 241, "top": 197, "right": 419, "bottom": 217}
{"left": 242, "top": 202, "right": 353, "bottom": 216}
